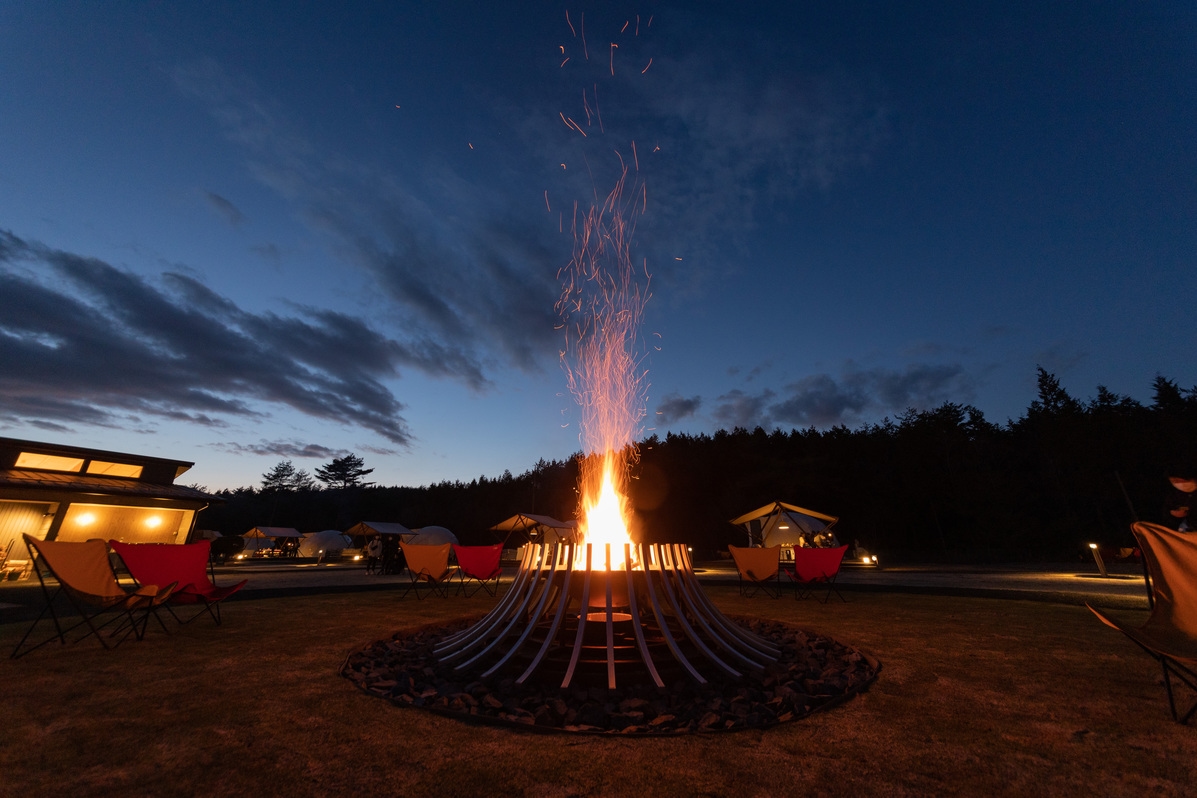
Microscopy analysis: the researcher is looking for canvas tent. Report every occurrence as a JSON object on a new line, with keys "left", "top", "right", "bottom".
{"left": 489, "top": 513, "right": 577, "bottom": 545}
{"left": 299, "top": 529, "right": 352, "bottom": 558}
{"left": 245, "top": 526, "right": 303, "bottom": 539}
{"left": 730, "top": 501, "right": 839, "bottom": 551}
{"left": 345, "top": 521, "right": 415, "bottom": 543}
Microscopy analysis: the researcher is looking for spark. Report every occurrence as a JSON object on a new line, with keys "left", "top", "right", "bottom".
{"left": 468, "top": 142, "right": 473, "bottom": 149}
{"left": 565, "top": 10, "right": 575, "bottom": 37}
{"left": 560, "top": 57, "right": 570, "bottom": 67}
{"left": 544, "top": 190, "right": 551, "bottom": 212}
{"left": 632, "top": 140, "right": 639, "bottom": 171}
{"left": 560, "top": 163, "right": 567, "bottom": 169}
{"left": 394, "top": 104, "right": 401, "bottom": 109}
{"left": 609, "top": 42, "right": 617, "bottom": 76}
{"left": 641, "top": 58, "right": 652, "bottom": 74}
{"left": 621, "top": 20, "right": 629, "bottom": 33}
{"left": 635, "top": 15, "right": 639, "bottom": 36}
{"left": 593, "top": 83, "right": 604, "bottom": 133}
{"left": 580, "top": 12, "right": 588, "bottom": 59}
{"left": 559, "top": 45, "right": 565, "bottom": 54}
{"left": 652, "top": 143, "right": 660, "bottom": 152}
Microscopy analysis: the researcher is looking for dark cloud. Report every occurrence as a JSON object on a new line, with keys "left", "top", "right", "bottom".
{"left": 654, "top": 392, "right": 702, "bottom": 424}
{"left": 175, "top": 60, "right": 563, "bottom": 384}
{"left": 713, "top": 388, "right": 776, "bottom": 430}
{"left": 213, "top": 439, "right": 344, "bottom": 459}
{"left": 707, "top": 364, "right": 975, "bottom": 430}
{"left": 251, "top": 242, "right": 282, "bottom": 264}
{"left": 203, "top": 191, "right": 245, "bottom": 226}
{"left": 0, "top": 229, "right": 424, "bottom": 445}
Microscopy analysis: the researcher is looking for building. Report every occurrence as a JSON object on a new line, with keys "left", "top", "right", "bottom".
{"left": 0, "top": 437, "right": 215, "bottom": 553}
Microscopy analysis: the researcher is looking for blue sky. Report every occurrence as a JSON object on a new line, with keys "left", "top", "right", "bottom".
{"left": 1, "top": 2, "right": 1194, "bottom": 491}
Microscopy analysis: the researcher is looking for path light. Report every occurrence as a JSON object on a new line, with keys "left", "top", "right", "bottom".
{"left": 1089, "top": 543, "right": 1109, "bottom": 577}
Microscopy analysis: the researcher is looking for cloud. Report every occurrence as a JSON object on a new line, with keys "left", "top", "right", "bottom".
{"left": 174, "top": 59, "right": 564, "bottom": 384}
{"left": 203, "top": 191, "right": 245, "bottom": 227}
{"left": 708, "top": 363, "right": 975, "bottom": 430}
{"left": 213, "top": 439, "right": 344, "bottom": 459}
{"left": 0, "top": 229, "right": 425, "bottom": 445}
{"left": 713, "top": 388, "right": 776, "bottom": 429}
{"left": 654, "top": 392, "right": 702, "bottom": 424}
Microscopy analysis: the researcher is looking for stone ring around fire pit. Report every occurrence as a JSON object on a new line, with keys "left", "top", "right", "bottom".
{"left": 342, "top": 540, "right": 880, "bottom": 735}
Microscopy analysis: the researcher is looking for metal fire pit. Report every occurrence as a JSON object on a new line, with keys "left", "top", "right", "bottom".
{"left": 433, "top": 542, "right": 780, "bottom": 689}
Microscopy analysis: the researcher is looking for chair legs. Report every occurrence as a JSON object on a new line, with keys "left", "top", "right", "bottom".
{"left": 1162, "top": 658, "right": 1197, "bottom": 725}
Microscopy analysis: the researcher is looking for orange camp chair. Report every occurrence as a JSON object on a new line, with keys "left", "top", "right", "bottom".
{"left": 452, "top": 543, "right": 503, "bottom": 597}
{"left": 728, "top": 544, "right": 782, "bottom": 598}
{"left": 1088, "top": 522, "right": 1197, "bottom": 724}
{"left": 11, "top": 535, "right": 176, "bottom": 659}
{"left": 110, "top": 540, "right": 248, "bottom": 626}
{"left": 399, "top": 541, "right": 457, "bottom": 599}
{"left": 786, "top": 544, "right": 849, "bottom": 603}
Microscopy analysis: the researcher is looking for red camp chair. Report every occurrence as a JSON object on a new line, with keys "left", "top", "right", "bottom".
{"left": 785, "top": 544, "right": 849, "bottom": 603}
{"left": 452, "top": 544, "right": 503, "bottom": 597}
{"left": 110, "top": 540, "right": 247, "bottom": 626}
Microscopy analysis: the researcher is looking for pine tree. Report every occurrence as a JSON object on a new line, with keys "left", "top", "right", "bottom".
{"left": 314, "top": 454, "right": 374, "bottom": 490}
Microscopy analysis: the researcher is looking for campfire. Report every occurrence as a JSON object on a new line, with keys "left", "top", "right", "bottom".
{"left": 341, "top": 14, "right": 879, "bottom": 732}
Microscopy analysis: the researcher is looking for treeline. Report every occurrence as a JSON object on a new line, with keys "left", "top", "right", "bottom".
{"left": 197, "top": 369, "right": 1197, "bottom": 562}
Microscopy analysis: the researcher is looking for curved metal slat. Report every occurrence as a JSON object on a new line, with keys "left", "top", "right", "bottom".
{"left": 639, "top": 544, "right": 707, "bottom": 684}
{"left": 435, "top": 544, "right": 536, "bottom": 655}
{"left": 625, "top": 543, "right": 664, "bottom": 688}
{"left": 656, "top": 544, "right": 741, "bottom": 678}
{"left": 515, "top": 544, "right": 577, "bottom": 685}
{"left": 561, "top": 545, "right": 594, "bottom": 689}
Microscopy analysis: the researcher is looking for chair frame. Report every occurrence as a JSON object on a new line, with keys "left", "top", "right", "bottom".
{"left": 399, "top": 542, "right": 457, "bottom": 600}
{"left": 12, "top": 535, "right": 176, "bottom": 659}
{"left": 785, "top": 544, "right": 849, "bottom": 603}
{"left": 728, "top": 544, "right": 782, "bottom": 599}
{"left": 452, "top": 543, "right": 503, "bottom": 597}
{"left": 109, "top": 540, "right": 247, "bottom": 626}
{"left": 1088, "top": 522, "right": 1197, "bottom": 724}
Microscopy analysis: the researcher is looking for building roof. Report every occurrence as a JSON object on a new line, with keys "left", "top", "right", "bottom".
{"left": 0, "top": 468, "right": 214, "bottom": 504}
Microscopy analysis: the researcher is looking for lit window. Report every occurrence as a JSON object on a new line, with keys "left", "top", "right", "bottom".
{"left": 15, "top": 452, "right": 84, "bottom": 472}
{"left": 86, "top": 461, "right": 143, "bottom": 478}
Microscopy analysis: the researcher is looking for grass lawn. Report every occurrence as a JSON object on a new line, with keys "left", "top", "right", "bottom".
{"left": 1, "top": 587, "right": 1194, "bottom": 797}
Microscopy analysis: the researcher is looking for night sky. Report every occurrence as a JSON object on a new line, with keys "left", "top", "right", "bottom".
{"left": 1, "top": 2, "right": 1193, "bottom": 491}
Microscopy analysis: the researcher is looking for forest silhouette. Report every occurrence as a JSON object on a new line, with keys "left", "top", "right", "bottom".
{"left": 199, "top": 369, "right": 1196, "bottom": 562}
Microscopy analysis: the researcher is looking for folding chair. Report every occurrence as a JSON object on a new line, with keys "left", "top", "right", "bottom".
{"left": 452, "top": 543, "right": 503, "bottom": 597}
{"left": 110, "top": 540, "right": 248, "bottom": 626}
{"left": 398, "top": 542, "right": 456, "bottom": 599}
{"left": 728, "top": 544, "right": 782, "bottom": 598}
{"left": 786, "top": 544, "right": 849, "bottom": 603}
{"left": 11, "top": 535, "right": 176, "bottom": 659}
{"left": 1088, "top": 521, "right": 1197, "bottom": 724}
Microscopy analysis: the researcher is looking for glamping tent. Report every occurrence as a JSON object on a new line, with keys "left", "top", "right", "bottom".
{"left": 345, "top": 521, "right": 415, "bottom": 544}
{"left": 489, "top": 513, "right": 577, "bottom": 545}
{"left": 730, "top": 501, "right": 840, "bottom": 558}
{"left": 243, "top": 526, "right": 303, "bottom": 557}
{"left": 299, "top": 529, "right": 352, "bottom": 558}
{"left": 407, "top": 525, "right": 458, "bottom": 546}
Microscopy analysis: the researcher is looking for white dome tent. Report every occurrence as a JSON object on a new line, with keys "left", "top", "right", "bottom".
{"left": 299, "top": 529, "right": 352, "bottom": 559}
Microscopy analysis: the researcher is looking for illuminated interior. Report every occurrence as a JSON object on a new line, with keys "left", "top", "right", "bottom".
{"left": 15, "top": 452, "right": 84, "bottom": 472}
{"left": 85, "top": 460, "right": 144, "bottom": 478}
{"left": 55, "top": 504, "right": 192, "bottom": 544}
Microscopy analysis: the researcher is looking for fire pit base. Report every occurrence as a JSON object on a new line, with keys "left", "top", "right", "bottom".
{"left": 342, "top": 617, "right": 880, "bottom": 735}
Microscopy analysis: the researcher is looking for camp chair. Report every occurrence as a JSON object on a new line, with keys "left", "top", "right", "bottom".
{"left": 452, "top": 543, "right": 503, "bottom": 597}
{"left": 399, "top": 542, "right": 457, "bottom": 600}
{"left": 1088, "top": 522, "right": 1197, "bottom": 724}
{"left": 11, "top": 535, "right": 176, "bottom": 659}
{"left": 786, "top": 544, "right": 849, "bottom": 603}
{"left": 109, "top": 540, "right": 248, "bottom": 626}
{"left": 728, "top": 544, "right": 782, "bottom": 598}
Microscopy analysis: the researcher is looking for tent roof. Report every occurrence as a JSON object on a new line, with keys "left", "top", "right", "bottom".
{"left": 345, "top": 521, "right": 415, "bottom": 538}
{"left": 245, "top": 526, "right": 304, "bottom": 538}
{"left": 489, "top": 513, "right": 576, "bottom": 532}
{"left": 730, "top": 501, "right": 838, "bottom": 527}
{"left": 490, "top": 513, "right": 577, "bottom": 544}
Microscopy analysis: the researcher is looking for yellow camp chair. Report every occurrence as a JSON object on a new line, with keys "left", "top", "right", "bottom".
{"left": 398, "top": 541, "right": 457, "bottom": 600}
{"left": 728, "top": 544, "right": 782, "bottom": 598}
{"left": 12, "top": 535, "right": 176, "bottom": 659}
{"left": 1088, "top": 522, "right": 1197, "bottom": 724}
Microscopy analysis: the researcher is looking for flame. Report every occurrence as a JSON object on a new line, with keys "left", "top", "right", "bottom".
{"left": 555, "top": 15, "right": 654, "bottom": 572}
